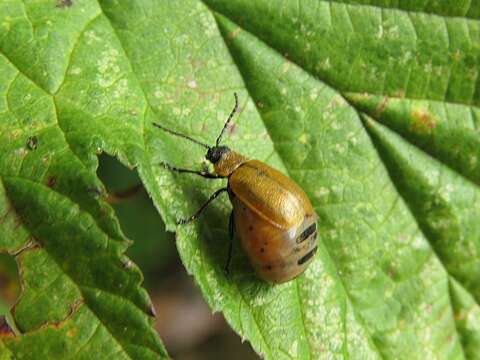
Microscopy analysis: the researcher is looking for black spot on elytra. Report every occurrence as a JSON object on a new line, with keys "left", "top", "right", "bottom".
{"left": 260, "top": 248, "right": 264, "bottom": 253}
{"left": 249, "top": 225, "right": 253, "bottom": 231}
{"left": 296, "top": 223, "right": 316, "bottom": 244}
{"left": 297, "top": 246, "right": 318, "bottom": 265}
{"left": 266, "top": 265, "right": 272, "bottom": 270}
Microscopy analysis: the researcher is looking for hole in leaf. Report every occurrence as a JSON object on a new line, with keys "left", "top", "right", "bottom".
{"left": 97, "top": 154, "right": 175, "bottom": 287}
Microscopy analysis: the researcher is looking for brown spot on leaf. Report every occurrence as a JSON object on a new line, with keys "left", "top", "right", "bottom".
{"left": 57, "top": 0, "right": 73, "bottom": 8}
{"left": 411, "top": 109, "right": 437, "bottom": 134}
{"left": 229, "top": 27, "right": 241, "bottom": 39}
{"left": 392, "top": 90, "right": 406, "bottom": 98}
{"left": 189, "top": 58, "right": 205, "bottom": 70}
{"left": 387, "top": 265, "right": 397, "bottom": 279}
{"left": 374, "top": 96, "right": 390, "bottom": 117}
{"left": 425, "top": 303, "right": 433, "bottom": 314}
{"left": 455, "top": 49, "right": 462, "bottom": 62}
{"left": 454, "top": 309, "right": 467, "bottom": 321}
{"left": 226, "top": 122, "right": 237, "bottom": 136}
{"left": 47, "top": 176, "right": 56, "bottom": 188}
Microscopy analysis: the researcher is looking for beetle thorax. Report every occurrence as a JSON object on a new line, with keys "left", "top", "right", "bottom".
{"left": 206, "top": 146, "right": 247, "bottom": 177}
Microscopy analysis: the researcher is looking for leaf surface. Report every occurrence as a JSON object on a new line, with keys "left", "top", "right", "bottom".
{"left": 1, "top": 0, "right": 479, "bottom": 359}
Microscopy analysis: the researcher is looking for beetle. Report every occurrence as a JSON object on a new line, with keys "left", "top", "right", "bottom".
{"left": 153, "top": 93, "right": 318, "bottom": 283}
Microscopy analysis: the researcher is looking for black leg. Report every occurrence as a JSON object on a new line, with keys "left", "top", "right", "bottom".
{"left": 160, "top": 162, "right": 223, "bottom": 179}
{"left": 224, "top": 210, "right": 234, "bottom": 277}
{"left": 177, "top": 188, "right": 228, "bottom": 224}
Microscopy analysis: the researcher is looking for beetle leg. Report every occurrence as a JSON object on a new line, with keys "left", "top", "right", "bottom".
{"left": 224, "top": 210, "right": 234, "bottom": 278}
{"left": 160, "top": 162, "right": 223, "bottom": 179}
{"left": 177, "top": 188, "right": 228, "bottom": 224}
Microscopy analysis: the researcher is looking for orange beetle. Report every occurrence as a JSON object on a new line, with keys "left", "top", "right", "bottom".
{"left": 153, "top": 94, "right": 318, "bottom": 283}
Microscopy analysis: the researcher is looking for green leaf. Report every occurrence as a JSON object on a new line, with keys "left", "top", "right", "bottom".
{"left": 1, "top": 0, "right": 480, "bottom": 359}
{"left": 0, "top": 0, "right": 165, "bottom": 358}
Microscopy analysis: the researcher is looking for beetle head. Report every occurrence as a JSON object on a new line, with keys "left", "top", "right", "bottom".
{"left": 206, "top": 146, "right": 230, "bottom": 164}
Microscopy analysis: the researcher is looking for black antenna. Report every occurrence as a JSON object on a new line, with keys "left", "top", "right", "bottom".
{"left": 152, "top": 123, "right": 210, "bottom": 149}
{"left": 215, "top": 93, "right": 239, "bottom": 146}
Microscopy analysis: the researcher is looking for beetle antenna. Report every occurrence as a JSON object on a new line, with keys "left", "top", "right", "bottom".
{"left": 152, "top": 123, "right": 210, "bottom": 150}
{"left": 215, "top": 93, "right": 239, "bottom": 146}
